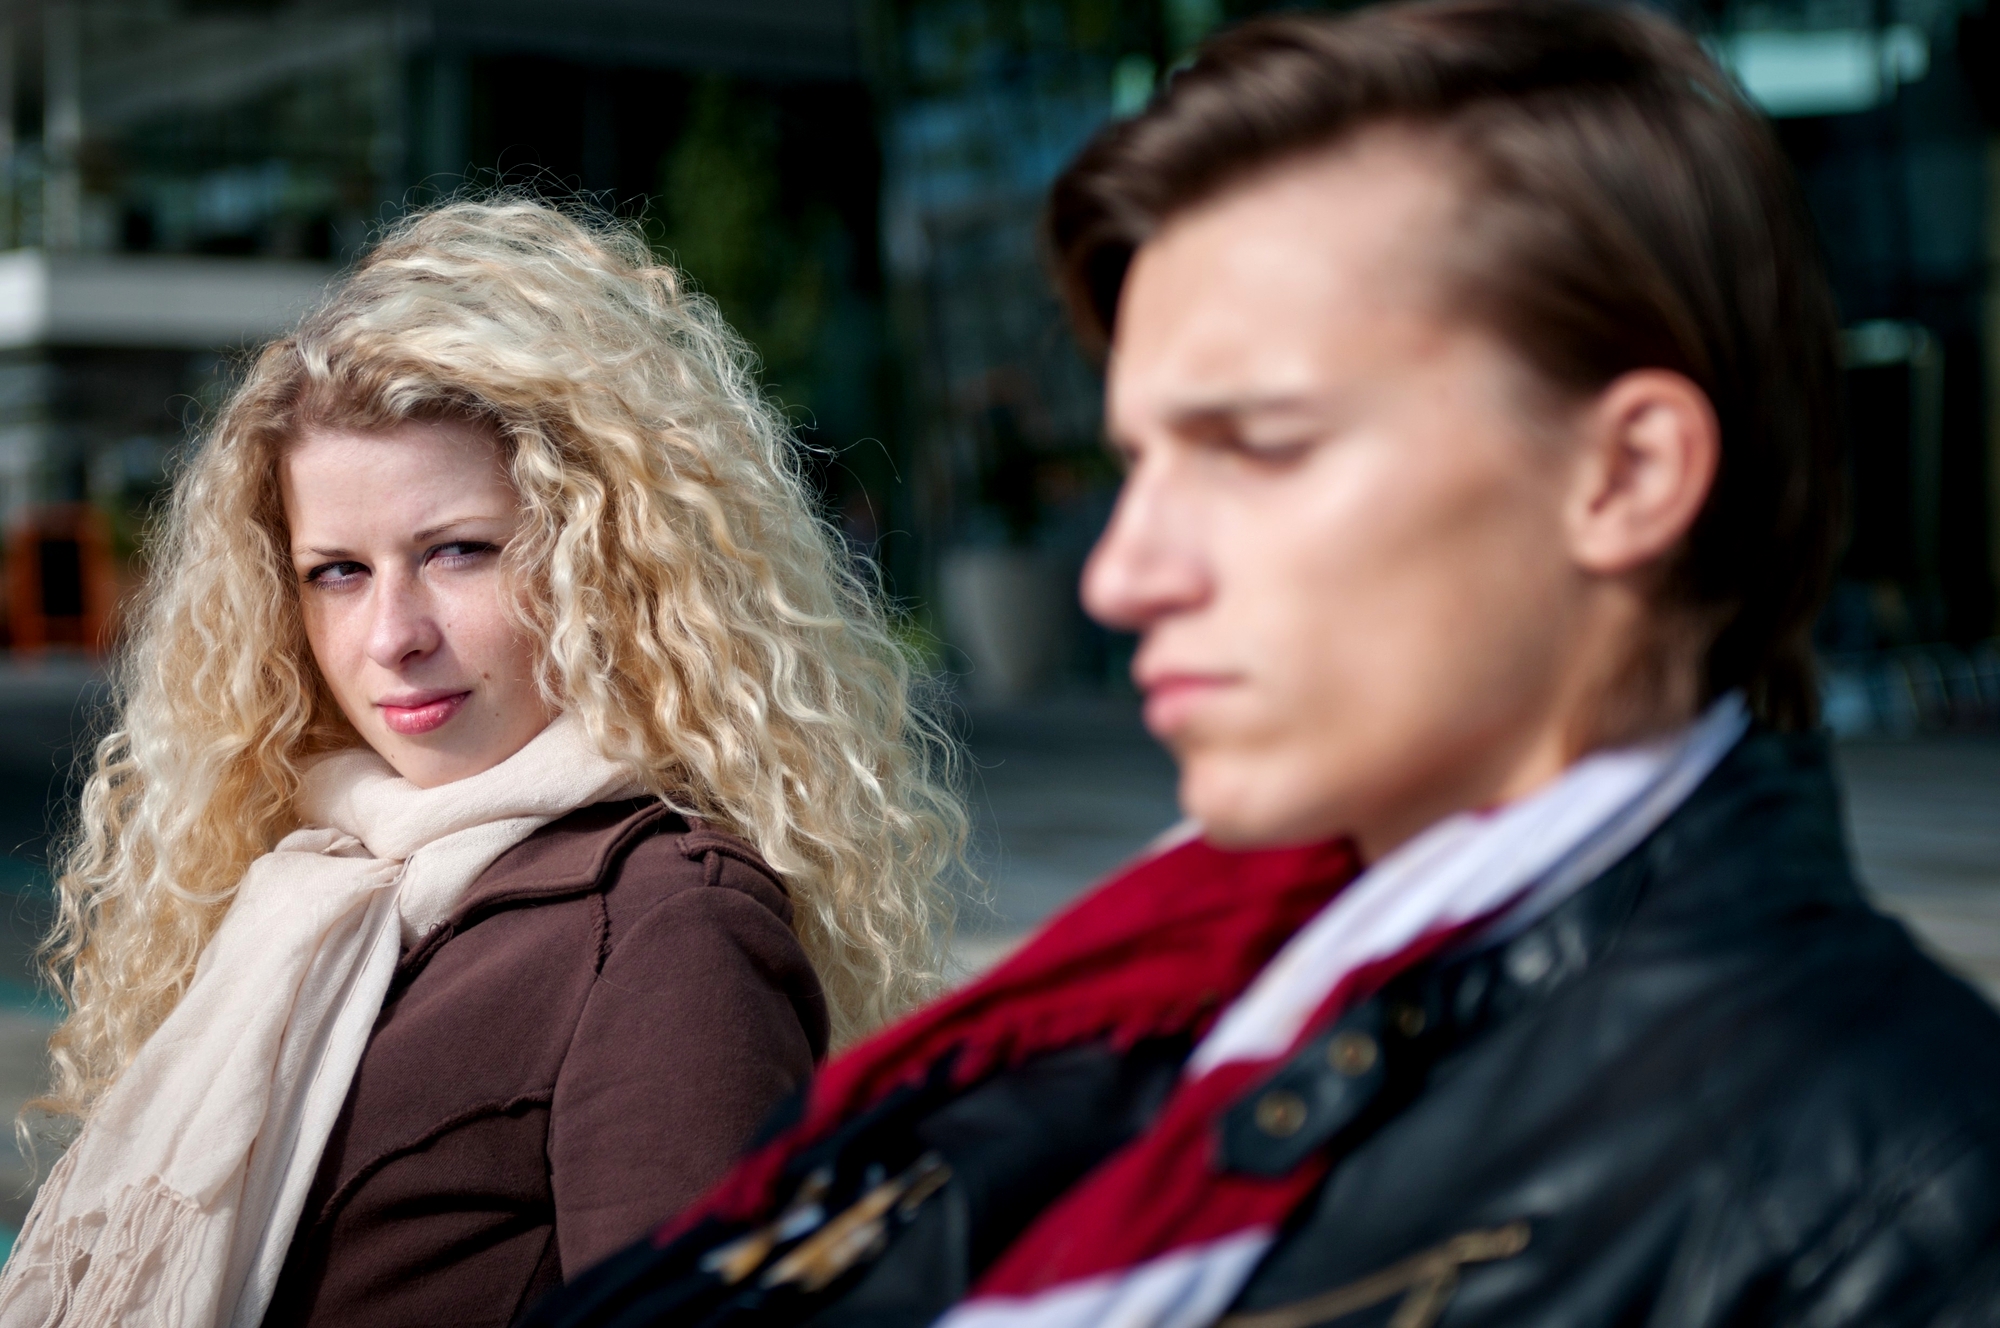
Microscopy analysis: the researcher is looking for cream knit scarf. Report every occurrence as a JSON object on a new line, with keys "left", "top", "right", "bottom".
{"left": 0, "top": 713, "right": 640, "bottom": 1328}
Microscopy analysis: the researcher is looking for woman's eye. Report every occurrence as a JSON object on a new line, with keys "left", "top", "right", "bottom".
{"left": 303, "top": 561, "right": 367, "bottom": 588}
{"left": 428, "top": 540, "right": 498, "bottom": 567}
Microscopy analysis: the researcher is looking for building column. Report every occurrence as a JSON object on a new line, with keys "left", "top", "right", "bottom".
{"left": 1988, "top": 136, "right": 2000, "bottom": 636}
{"left": 42, "top": 3, "right": 81, "bottom": 253}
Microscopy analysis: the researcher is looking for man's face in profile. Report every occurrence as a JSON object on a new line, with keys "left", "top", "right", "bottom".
{"left": 1083, "top": 133, "right": 1601, "bottom": 856}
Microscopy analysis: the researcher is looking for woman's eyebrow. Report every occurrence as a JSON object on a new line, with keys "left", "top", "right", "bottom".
{"left": 412, "top": 514, "right": 511, "bottom": 543}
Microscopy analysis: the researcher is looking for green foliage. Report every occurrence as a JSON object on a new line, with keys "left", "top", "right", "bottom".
{"left": 1164, "top": 0, "right": 1223, "bottom": 54}
{"left": 888, "top": 604, "right": 950, "bottom": 672}
{"left": 648, "top": 77, "right": 836, "bottom": 415}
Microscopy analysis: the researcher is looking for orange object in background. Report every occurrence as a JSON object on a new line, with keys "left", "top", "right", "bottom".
{"left": 7, "top": 505, "right": 119, "bottom": 654}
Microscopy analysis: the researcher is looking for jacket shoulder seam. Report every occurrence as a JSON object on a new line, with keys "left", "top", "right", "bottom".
{"left": 1785, "top": 1097, "right": 2000, "bottom": 1297}
{"left": 675, "top": 826, "right": 785, "bottom": 892}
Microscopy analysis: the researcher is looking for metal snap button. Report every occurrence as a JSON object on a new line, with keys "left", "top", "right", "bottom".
{"left": 1391, "top": 1003, "right": 1427, "bottom": 1037}
{"left": 1325, "top": 1031, "right": 1380, "bottom": 1077}
{"left": 1506, "top": 935, "right": 1555, "bottom": 985}
{"left": 1254, "top": 1089, "right": 1309, "bottom": 1138}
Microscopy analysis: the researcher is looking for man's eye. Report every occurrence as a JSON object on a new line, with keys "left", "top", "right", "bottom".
{"left": 303, "top": 561, "right": 366, "bottom": 588}
{"left": 1233, "top": 434, "right": 1316, "bottom": 464}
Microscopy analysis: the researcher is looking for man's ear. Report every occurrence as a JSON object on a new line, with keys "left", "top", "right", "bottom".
{"left": 1563, "top": 369, "right": 1719, "bottom": 576}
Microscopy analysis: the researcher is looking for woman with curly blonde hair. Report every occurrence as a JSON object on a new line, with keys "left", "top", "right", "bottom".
{"left": 0, "top": 199, "right": 966, "bottom": 1328}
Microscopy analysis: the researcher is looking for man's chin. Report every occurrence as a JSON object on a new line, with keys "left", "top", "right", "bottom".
{"left": 1179, "top": 762, "right": 1347, "bottom": 851}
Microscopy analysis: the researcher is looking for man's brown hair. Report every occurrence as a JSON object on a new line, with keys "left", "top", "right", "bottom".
{"left": 1048, "top": 0, "right": 1842, "bottom": 732}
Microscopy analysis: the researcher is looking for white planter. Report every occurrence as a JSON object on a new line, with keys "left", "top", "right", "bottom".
{"left": 938, "top": 547, "right": 1068, "bottom": 702}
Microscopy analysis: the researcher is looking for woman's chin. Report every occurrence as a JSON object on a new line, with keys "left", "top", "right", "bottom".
{"left": 370, "top": 739, "right": 484, "bottom": 790}
{"left": 371, "top": 716, "right": 552, "bottom": 789}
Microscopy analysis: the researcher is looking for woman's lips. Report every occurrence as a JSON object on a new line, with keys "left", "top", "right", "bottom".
{"left": 377, "top": 691, "right": 470, "bottom": 736}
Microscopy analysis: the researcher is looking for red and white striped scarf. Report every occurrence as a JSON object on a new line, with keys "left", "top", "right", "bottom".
{"left": 654, "top": 698, "right": 1748, "bottom": 1328}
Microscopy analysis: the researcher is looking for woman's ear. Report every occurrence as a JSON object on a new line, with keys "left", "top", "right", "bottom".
{"left": 1562, "top": 369, "right": 1720, "bottom": 576}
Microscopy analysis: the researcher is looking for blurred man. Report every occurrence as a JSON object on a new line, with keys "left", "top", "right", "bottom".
{"left": 530, "top": 4, "right": 2000, "bottom": 1325}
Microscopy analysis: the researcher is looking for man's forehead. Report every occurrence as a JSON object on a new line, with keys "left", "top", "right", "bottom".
{"left": 1108, "top": 141, "right": 1459, "bottom": 421}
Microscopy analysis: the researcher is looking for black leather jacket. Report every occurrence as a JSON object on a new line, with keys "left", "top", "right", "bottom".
{"left": 527, "top": 731, "right": 2000, "bottom": 1328}
{"left": 1223, "top": 729, "right": 2000, "bottom": 1327}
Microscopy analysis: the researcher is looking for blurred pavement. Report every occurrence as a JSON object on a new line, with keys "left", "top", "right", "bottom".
{"left": 951, "top": 702, "right": 2000, "bottom": 1006}
{"left": 0, "top": 659, "right": 105, "bottom": 1235}
{"left": 1838, "top": 738, "right": 2000, "bottom": 998}
{"left": 951, "top": 700, "right": 1180, "bottom": 974}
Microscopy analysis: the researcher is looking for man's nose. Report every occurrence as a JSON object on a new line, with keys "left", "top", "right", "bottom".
{"left": 1080, "top": 462, "right": 1211, "bottom": 633}
{"left": 365, "top": 569, "right": 442, "bottom": 669}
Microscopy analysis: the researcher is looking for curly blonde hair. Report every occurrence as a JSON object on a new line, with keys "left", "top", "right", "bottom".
{"left": 35, "top": 199, "right": 968, "bottom": 1122}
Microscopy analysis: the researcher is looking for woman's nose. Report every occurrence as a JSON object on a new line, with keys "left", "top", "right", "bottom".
{"left": 365, "top": 570, "right": 442, "bottom": 669}
{"left": 1080, "top": 462, "right": 1211, "bottom": 633}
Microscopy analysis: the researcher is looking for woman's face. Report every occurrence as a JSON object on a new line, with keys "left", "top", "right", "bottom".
{"left": 282, "top": 417, "right": 554, "bottom": 789}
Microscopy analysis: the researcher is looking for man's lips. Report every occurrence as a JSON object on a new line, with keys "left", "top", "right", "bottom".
{"left": 376, "top": 691, "right": 471, "bottom": 736}
{"left": 1138, "top": 673, "right": 1234, "bottom": 734}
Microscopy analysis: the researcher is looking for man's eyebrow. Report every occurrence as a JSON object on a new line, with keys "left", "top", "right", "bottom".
{"left": 1161, "top": 393, "right": 1323, "bottom": 425}
{"left": 1102, "top": 393, "right": 1327, "bottom": 451}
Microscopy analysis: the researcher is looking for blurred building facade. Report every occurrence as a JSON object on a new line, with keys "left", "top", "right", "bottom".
{"left": 0, "top": 0, "right": 1991, "bottom": 706}
{"left": 0, "top": 0, "right": 887, "bottom": 641}
{"left": 1715, "top": 0, "right": 1996, "bottom": 655}
{"left": 878, "top": 0, "right": 2000, "bottom": 706}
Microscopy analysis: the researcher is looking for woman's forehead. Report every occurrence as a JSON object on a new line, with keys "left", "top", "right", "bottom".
{"left": 282, "top": 421, "right": 517, "bottom": 539}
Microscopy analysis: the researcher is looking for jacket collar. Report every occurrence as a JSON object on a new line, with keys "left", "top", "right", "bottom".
{"left": 1217, "top": 729, "right": 1865, "bottom": 1175}
{"left": 1393, "top": 728, "right": 1863, "bottom": 1046}
{"left": 458, "top": 798, "right": 677, "bottom": 912}
{"left": 394, "top": 798, "right": 677, "bottom": 975}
